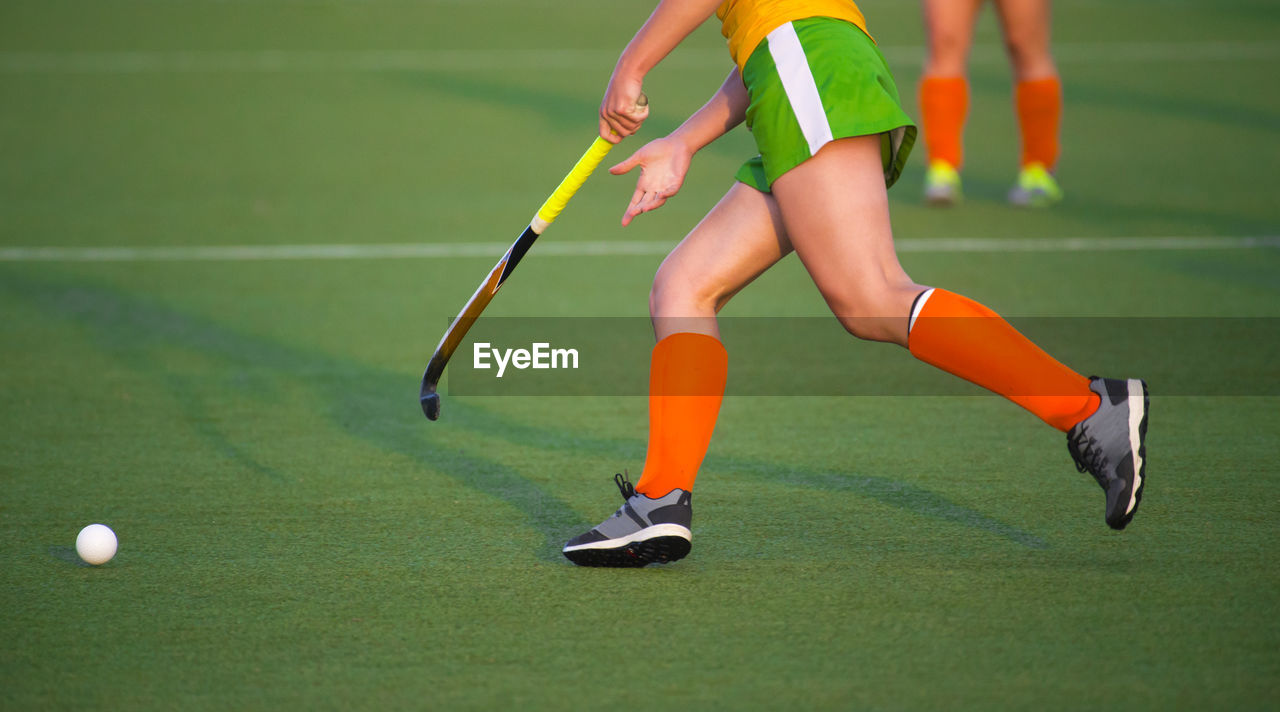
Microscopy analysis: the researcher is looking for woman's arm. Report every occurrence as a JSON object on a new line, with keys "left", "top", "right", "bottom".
{"left": 609, "top": 67, "right": 749, "bottom": 226}
{"left": 669, "top": 66, "right": 750, "bottom": 153}
{"left": 600, "top": 0, "right": 725, "bottom": 141}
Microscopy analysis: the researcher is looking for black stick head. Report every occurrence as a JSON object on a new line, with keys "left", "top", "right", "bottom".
{"left": 420, "top": 391, "right": 441, "bottom": 420}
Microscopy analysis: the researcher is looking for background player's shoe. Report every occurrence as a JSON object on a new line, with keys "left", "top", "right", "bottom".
{"left": 563, "top": 474, "right": 692, "bottom": 567}
{"left": 1067, "top": 377, "right": 1149, "bottom": 530}
{"left": 924, "top": 160, "right": 962, "bottom": 206}
{"left": 1007, "top": 162, "right": 1063, "bottom": 207}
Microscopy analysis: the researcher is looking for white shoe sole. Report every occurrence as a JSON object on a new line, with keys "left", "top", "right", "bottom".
{"left": 562, "top": 523, "right": 691, "bottom": 553}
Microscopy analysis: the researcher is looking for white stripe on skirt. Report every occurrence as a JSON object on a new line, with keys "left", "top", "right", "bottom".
{"left": 766, "top": 22, "right": 834, "bottom": 157}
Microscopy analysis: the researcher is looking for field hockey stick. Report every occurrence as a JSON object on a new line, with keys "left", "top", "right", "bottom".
{"left": 419, "top": 96, "right": 646, "bottom": 421}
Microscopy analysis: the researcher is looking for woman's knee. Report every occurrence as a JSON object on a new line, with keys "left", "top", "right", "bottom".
{"left": 924, "top": 28, "right": 973, "bottom": 76}
{"left": 1002, "top": 29, "right": 1056, "bottom": 79}
{"left": 825, "top": 284, "right": 920, "bottom": 343}
{"left": 649, "top": 261, "right": 721, "bottom": 318}
{"left": 834, "top": 312, "right": 903, "bottom": 343}
{"left": 1006, "top": 48, "right": 1055, "bottom": 79}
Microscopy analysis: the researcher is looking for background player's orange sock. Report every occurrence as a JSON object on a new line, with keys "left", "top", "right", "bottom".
{"left": 907, "top": 289, "right": 1098, "bottom": 432}
{"left": 920, "top": 76, "right": 969, "bottom": 168}
{"left": 635, "top": 333, "right": 728, "bottom": 498}
{"left": 1015, "top": 77, "right": 1062, "bottom": 169}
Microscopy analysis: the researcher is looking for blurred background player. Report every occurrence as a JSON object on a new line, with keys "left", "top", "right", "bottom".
{"left": 919, "top": 0, "right": 1064, "bottom": 206}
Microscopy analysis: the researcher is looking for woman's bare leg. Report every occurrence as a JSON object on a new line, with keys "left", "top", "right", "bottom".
{"left": 770, "top": 136, "right": 923, "bottom": 345}
{"left": 649, "top": 181, "right": 791, "bottom": 337}
{"left": 993, "top": 0, "right": 1058, "bottom": 81}
{"left": 770, "top": 134, "right": 1097, "bottom": 431}
{"left": 922, "top": 0, "right": 985, "bottom": 78}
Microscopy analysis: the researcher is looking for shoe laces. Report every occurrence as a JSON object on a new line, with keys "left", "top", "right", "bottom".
{"left": 613, "top": 471, "right": 636, "bottom": 501}
{"left": 1068, "top": 426, "right": 1108, "bottom": 483}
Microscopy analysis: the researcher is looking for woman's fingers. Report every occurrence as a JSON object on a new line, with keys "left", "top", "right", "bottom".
{"left": 621, "top": 186, "right": 671, "bottom": 226}
{"left": 621, "top": 188, "right": 646, "bottom": 226}
{"left": 609, "top": 152, "right": 643, "bottom": 175}
{"left": 599, "top": 81, "right": 649, "bottom": 141}
{"left": 599, "top": 111, "right": 640, "bottom": 141}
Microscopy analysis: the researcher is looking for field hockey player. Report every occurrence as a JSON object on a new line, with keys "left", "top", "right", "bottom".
{"left": 561, "top": 0, "right": 1148, "bottom": 568}
{"left": 919, "top": 0, "right": 1064, "bottom": 206}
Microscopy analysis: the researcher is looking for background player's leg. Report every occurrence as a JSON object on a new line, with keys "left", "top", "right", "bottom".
{"left": 994, "top": 0, "right": 1058, "bottom": 82}
{"left": 770, "top": 135, "right": 1096, "bottom": 429}
{"left": 637, "top": 182, "right": 791, "bottom": 498}
{"left": 920, "top": 0, "right": 984, "bottom": 204}
{"left": 995, "top": 0, "right": 1064, "bottom": 205}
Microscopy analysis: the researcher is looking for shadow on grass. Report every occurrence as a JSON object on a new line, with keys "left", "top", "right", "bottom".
{"left": 7, "top": 269, "right": 591, "bottom": 563}
{"left": 441, "top": 402, "right": 1049, "bottom": 550}
{"left": 6, "top": 269, "right": 1048, "bottom": 561}
{"left": 48, "top": 546, "right": 91, "bottom": 567}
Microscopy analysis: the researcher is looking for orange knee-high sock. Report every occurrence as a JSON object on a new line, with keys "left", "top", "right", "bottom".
{"left": 920, "top": 76, "right": 969, "bottom": 168}
{"left": 1015, "top": 77, "right": 1062, "bottom": 169}
{"left": 634, "top": 332, "right": 728, "bottom": 498}
{"left": 907, "top": 288, "right": 1098, "bottom": 432}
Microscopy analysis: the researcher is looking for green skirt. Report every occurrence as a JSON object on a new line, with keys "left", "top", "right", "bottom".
{"left": 735, "top": 17, "right": 916, "bottom": 191}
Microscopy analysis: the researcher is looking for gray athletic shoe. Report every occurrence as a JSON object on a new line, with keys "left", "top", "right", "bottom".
{"left": 1067, "top": 377, "right": 1149, "bottom": 530}
{"left": 563, "top": 474, "right": 692, "bottom": 567}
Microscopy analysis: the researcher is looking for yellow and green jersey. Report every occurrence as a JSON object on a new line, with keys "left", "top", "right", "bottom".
{"left": 716, "top": 0, "right": 869, "bottom": 71}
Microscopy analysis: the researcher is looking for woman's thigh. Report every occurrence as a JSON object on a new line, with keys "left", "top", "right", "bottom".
{"left": 993, "top": 0, "right": 1058, "bottom": 79}
{"left": 769, "top": 135, "right": 923, "bottom": 345}
{"left": 922, "top": 0, "right": 985, "bottom": 77}
{"left": 650, "top": 181, "right": 791, "bottom": 340}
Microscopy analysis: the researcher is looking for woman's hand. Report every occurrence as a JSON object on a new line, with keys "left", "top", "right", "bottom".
{"left": 608, "top": 136, "right": 692, "bottom": 226}
{"left": 599, "top": 73, "right": 651, "bottom": 143}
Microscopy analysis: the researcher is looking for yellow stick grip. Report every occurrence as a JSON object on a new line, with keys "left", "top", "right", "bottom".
{"left": 531, "top": 136, "right": 615, "bottom": 234}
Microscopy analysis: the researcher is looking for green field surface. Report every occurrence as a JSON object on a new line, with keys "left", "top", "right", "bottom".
{"left": 2, "top": 1, "right": 1278, "bottom": 709}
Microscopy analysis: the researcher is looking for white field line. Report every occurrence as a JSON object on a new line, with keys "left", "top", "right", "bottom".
{"left": 0, "top": 40, "right": 1275, "bottom": 74}
{"left": 1, "top": 236, "right": 1276, "bottom": 263}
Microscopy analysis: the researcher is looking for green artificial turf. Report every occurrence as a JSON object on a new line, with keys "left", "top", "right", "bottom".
{"left": 2, "top": 1, "right": 1278, "bottom": 709}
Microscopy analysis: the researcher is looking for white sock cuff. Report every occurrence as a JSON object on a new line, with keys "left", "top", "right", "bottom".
{"left": 908, "top": 288, "right": 936, "bottom": 333}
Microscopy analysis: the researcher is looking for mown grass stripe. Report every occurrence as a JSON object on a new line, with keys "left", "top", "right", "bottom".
{"left": 0, "top": 236, "right": 1275, "bottom": 262}
{"left": 0, "top": 40, "right": 1275, "bottom": 73}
